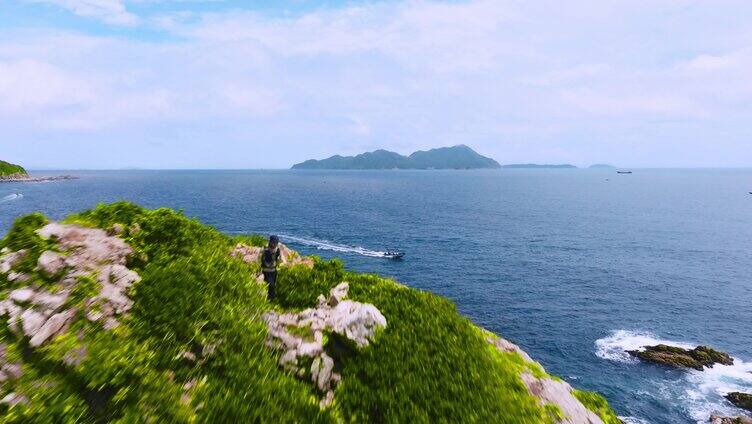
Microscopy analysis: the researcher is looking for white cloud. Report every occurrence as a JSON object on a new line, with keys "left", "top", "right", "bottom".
{"left": 3, "top": 0, "right": 752, "bottom": 167}
{"left": 27, "top": 0, "right": 139, "bottom": 26}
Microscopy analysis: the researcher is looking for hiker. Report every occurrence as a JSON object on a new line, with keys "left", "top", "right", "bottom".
{"left": 261, "top": 235, "right": 282, "bottom": 300}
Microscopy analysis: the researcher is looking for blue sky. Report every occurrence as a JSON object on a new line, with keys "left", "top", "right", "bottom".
{"left": 1, "top": 0, "right": 751, "bottom": 169}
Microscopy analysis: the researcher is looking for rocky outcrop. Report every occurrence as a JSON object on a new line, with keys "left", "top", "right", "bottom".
{"left": 0, "top": 223, "right": 140, "bottom": 350}
{"left": 727, "top": 392, "right": 752, "bottom": 412}
{"left": 710, "top": 415, "right": 752, "bottom": 424}
{"left": 487, "top": 336, "right": 605, "bottom": 424}
{"left": 627, "top": 344, "right": 733, "bottom": 370}
{"left": 262, "top": 282, "right": 386, "bottom": 407}
{"left": 231, "top": 242, "right": 315, "bottom": 270}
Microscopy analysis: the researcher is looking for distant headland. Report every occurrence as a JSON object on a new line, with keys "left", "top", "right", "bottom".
{"left": 0, "top": 160, "right": 77, "bottom": 182}
{"left": 291, "top": 145, "right": 501, "bottom": 170}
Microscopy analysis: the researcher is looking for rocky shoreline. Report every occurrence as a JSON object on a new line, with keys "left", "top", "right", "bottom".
{"left": 0, "top": 174, "right": 78, "bottom": 183}
{"left": 625, "top": 343, "right": 752, "bottom": 423}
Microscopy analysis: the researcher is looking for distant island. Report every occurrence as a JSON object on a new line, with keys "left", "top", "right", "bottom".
{"left": 0, "top": 159, "right": 77, "bottom": 182}
{"left": 292, "top": 145, "right": 501, "bottom": 170}
{"left": 502, "top": 164, "right": 578, "bottom": 169}
{"left": 0, "top": 160, "right": 28, "bottom": 179}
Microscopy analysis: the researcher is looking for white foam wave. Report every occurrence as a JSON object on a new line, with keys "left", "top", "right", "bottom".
{"left": 280, "top": 235, "right": 389, "bottom": 258}
{"left": 595, "top": 330, "right": 695, "bottom": 363}
{"left": 0, "top": 193, "right": 22, "bottom": 203}
{"left": 619, "top": 417, "right": 650, "bottom": 424}
{"left": 683, "top": 359, "right": 752, "bottom": 422}
{"left": 596, "top": 330, "right": 752, "bottom": 423}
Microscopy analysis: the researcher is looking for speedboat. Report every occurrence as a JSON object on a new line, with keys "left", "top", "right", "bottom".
{"left": 383, "top": 251, "right": 405, "bottom": 259}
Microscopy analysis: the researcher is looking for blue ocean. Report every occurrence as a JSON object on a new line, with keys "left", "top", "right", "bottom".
{"left": 1, "top": 169, "right": 751, "bottom": 423}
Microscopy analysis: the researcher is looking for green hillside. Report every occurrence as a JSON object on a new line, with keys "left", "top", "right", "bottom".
{"left": 0, "top": 161, "right": 27, "bottom": 178}
{"left": 0, "top": 203, "right": 620, "bottom": 423}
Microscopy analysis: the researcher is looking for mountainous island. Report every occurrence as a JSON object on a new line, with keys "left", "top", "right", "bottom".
{"left": 0, "top": 202, "right": 622, "bottom": 422}
{"left": 292, "top": 145, "right": 501, "bottom": 170}
{"left": 0, "top": 160, "right": 76, "bottom": 183}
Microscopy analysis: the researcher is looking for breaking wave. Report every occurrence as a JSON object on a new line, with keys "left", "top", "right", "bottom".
{"left": 595, "top": 330, "right": 695, "bottom": 363}
{"left": 596, "top": 330, "right": 752, "bottom": 423}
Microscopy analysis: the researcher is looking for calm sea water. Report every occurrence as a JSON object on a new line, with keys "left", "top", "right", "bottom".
{"left": 1, "top": 169, "right": 751, "bottom": 423}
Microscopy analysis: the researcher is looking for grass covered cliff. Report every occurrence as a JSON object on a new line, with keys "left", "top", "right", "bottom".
{"left": 0, "top": 161, "right": 27, "bottom": 179}
{"left": 0, "top": 202, "right": 621, "bottom": 423}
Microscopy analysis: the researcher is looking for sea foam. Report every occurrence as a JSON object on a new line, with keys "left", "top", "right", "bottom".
{"left": 596, "top": 330, "right": 752, "bottom": 423}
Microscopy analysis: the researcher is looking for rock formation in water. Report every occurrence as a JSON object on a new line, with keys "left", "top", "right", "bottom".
{"left": 627, "top": 344, "right": 733, "bottom": 370}
{"left": 726, "top": 392, "right": 752, "bottom": 412}
{"left": 0, "top": 202, "right": 622, "bottom": 423}
{"left": 710, "top": 414, "right": 752, "bottom": 424}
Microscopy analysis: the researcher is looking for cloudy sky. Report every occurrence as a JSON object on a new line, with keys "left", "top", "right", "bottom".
{"left": 1, "top": 0, "right": 751, "bottom": 169}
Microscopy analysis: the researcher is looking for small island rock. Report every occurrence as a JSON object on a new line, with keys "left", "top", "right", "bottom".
{"left": 627, "top": 344, "right": 733, "bottom": 370}
{"left": 726, "top": 392, "right": 752, "bottom": 412}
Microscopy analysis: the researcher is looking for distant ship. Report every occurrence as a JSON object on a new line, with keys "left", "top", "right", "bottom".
{"left": 616, "top": 170, "right": 633, "bottom": 174}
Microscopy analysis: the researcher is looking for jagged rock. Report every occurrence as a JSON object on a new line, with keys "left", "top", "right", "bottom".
{"left": 710, "top": 415, "right": 752, "bottom": 424}
{"left": 486, "top": 334, "right": 605, "bottom": 424}
{"left": 0, "top": 249, "right": 27, "bottom": 274}
{"left": 37, "top": 250, "right": 66, "bottom": 276}
{"left": 231, "top": 244, "right": 263, "bottom": 264}
{"left": 37, "top": 223, "right": 133, "bottom": 268}
{"left": 0, "top": 363, "right": 23, "bottom": 381}
{"left": 101, "top": 264, "right": 140, "bottom": 288}
{"left": 486, "top": 335, "right": 535, "bottom": 363}
{"left": 520, "top": 372, "right": 604, "bottom": 424}
{"left": 0, "top": 392, "right": 28, "bottom": 407}
{"left": 7, "top": 272, "right": 29, "bottom": 283}
{"left": 0, "top": 223, "right": 139, "bottom": 361}
{"left": 9, "top": 287, "right": 35, "bottom": 303}
{"left": 320, "top": 390, "right": 334, "bottom": 408}
{"left": 29, "top": 309, "right": 75, "bottom": 347}
{"left": 311, "top": 353, "right": 334, "bottom": 391}
{"left": 278, "top": 244, "right": 315, "bottom": 268}
{"left": 727, "top": 392, "right": 752, "bottom": 412}
{"left": 231, "top": 242, "right": 314, "bottom": 269}
{"left": 263, "top": 283, "right": 386, "bottom": 406}
{"left": 326, "top": 300, "right": 386, "bottom": 348}
{"left": 328, "top": 282, "right": 349, "bottom": 306}
{"left": 21, "top": 309, "right": 46, "bottom": 337}
{"left": 627, "top": 344, "right": 733, "bottom": 370}
{"left": 32, "top": 290, "right": 69, "bottom": 311}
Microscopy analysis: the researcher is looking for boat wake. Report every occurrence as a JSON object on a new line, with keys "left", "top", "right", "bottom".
{"left": 0, "top": 193, "right": 23, "bottom": 203}
{"left": 596, "top": 330, "right": 752, "bottom": 423}
{"left": 280, "top": 235, "right": 392, "bottom": 258}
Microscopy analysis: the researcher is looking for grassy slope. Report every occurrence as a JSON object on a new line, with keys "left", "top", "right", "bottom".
{"left": 0, "top": 161, "right": 26, "bottom": 177}
{"left": 0, "top": 202, "right": 619, "bottom": 423}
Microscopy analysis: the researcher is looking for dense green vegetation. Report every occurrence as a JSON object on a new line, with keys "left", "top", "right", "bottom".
{"left": 0, "top": 160, "right": 26, "bottom": 178}
{"left": 292, "top": 145, "right": 501, "bottom": 170}
{"left": 0, "top": 202, "right": 619, "bottom": 422}
{"left": 573, "top": 391, "right": 624, "bottom": 424}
